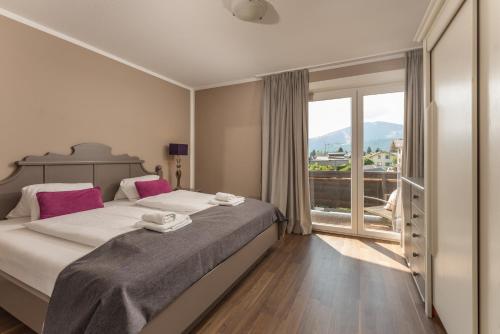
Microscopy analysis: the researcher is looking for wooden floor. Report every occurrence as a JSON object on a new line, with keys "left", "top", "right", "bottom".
{"left": 193, "top": 233, "right": 445, "bottom": 334}
{"left": 0, "top": 308, "right": 32, "bottom": 334}
{"left": 0, "top": 233, "right": 445, "bottom": 334}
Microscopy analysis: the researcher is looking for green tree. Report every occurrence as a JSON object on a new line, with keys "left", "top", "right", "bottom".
{"left": 375, "top": 147, "right": 381, "bottom": 152}
{"left": 310, "top": 149, "right": 317, "bottom": 160}
{"left": 367, "top": 146, "right": 372, "bottom": 154}
{"left": 309, "top": 162, "right": 335, "bottom": 171}
{"left": 364, "top": 158, "right": 375, "bottom": 165}
{"left": 338, "top": 163, "right": 351, "bottom": 172}
{"left": 337, "top": 147, "right": 344, "bottom": 153}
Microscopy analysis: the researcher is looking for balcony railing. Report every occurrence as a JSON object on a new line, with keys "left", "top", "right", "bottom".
{"left": 309, "top": 170, "right": 399, "bottom": 232}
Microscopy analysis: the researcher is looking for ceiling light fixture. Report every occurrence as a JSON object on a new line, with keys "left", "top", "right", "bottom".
{"left": 231, "top": 0, "right": 268, "bottom": 22}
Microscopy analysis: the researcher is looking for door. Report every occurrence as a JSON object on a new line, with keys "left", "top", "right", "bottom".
{"left": 430, "top": 0, "right": 478, "bottom": 333}
{"left": 309, "top": 84, "right": 404, "bottom": 241}
{"left": 479, "top": 0, "right": 500, "bottom": 332}
{"left": 309, "top": 89, "right": 358, "bottom": 236}
{"left": 357, "top": 85, "right": 405, "bottom": 241}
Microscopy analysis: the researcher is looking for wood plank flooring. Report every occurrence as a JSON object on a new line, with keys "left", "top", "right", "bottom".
{"left": 193, "top": 233, "right": 445, "bottom": 334}
{"left": 0, "top": 233, "right": 445, "bottom": 334}
{"left": 0, "top": 308, "right": 32, "bottom": 334}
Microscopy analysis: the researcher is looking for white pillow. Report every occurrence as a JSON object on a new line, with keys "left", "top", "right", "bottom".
{"left": 113, "top": 188, "right": 127, "bottom": 200}
{"left": 7, "top": 183, "right": 94, "bottom": 221}
{"left": 118, "top": 175, "right": 160, "bottom": 201}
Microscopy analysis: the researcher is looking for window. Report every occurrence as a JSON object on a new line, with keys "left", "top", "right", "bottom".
{"left": 309, "top": 83, "right": 404, "bottom": 241}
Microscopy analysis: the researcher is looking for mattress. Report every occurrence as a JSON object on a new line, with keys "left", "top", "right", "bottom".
{"left": 0, "top": 200, "right": 135, "bottom": 296}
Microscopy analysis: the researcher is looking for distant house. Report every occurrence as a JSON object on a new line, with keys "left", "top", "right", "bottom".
{"left": 310, "top": 151, "right": 350, "bottom": 167}
{"left": 392, "top": 139, "right": 404, "bottom": 170}
{"left": 365, "top": 151, "right": 397, "bottom": 169}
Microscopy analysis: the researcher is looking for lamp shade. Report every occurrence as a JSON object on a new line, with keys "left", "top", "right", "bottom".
{"left": 169, "top": 143, "right": 188, "bottom": 156}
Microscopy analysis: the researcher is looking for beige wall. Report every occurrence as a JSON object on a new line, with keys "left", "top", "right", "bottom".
{"left": 309, "top": 57, "right": 405, "bottom": 82}
{"left": 0, "top": 16, "right": 191, "bottom": 187}
{"left": 195, "top": 81, "right": 262, "bottom": 198}
{"left": 194, "top": 58, "right": 405, "bottom": 197}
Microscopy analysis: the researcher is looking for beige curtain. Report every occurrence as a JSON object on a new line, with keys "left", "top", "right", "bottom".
{"left": 403, "top": 49, "right": 424, "bottom": 178}
{"left": 261, "top": 69, "right": 312, "bottom": 235}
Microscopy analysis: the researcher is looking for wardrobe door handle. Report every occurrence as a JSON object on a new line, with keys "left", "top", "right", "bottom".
{"left": 412, "top": 252, "right": 419, "bottom": 257}
{"left": 412, "top": 233, "right": 419, "bottom": 238}
{"left": 412, "top": 271, "right": 419, "bottom": 277}
{"left": 412, "top": 213, "right": 419, "bottom": 218}
{"left": 413, "top": 194, "right": 419, "bottom": 199}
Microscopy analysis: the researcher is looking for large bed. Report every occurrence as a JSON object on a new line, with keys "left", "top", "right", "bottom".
{"left": 0, "top": 143, "right": 284, "bottom": 334}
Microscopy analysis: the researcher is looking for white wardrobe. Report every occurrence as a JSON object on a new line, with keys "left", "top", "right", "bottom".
{"left": 417, "top": 0, "right": 499, "bottom": 333}
{"left": 478, "top": 0, "right": 500, "bottom": 333}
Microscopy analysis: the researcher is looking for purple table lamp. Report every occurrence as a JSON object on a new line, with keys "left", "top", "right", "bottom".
{"left": 169, "top": 144, "right": 188, "bottom": 189}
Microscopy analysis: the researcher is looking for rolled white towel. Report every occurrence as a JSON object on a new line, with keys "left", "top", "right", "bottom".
{"left": 209, "top": 196, "right": 245, "bottom": 206}
{"left": 141, "top": 212, "right": 176, "bottom": 225}
{"left": 215, "top": 192, "right": 237, "bottom": 202}
{"left": 136, "top": 216, "right": 192, "bottom": 233}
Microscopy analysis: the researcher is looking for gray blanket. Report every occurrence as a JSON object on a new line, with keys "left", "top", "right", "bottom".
{"left": 43, "top": 199, "right": 286, "bottom": 334}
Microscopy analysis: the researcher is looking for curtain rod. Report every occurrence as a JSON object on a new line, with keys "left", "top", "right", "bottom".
{"left": 255, "top": 46, "right": 422, "bottom": 78}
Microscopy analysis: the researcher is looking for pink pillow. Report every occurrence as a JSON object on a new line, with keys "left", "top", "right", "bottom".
{"left": 36, "top": 187, "right": 104, "bottom": 220}
{"left": 135, "top": 179, "right": 172, "bottom": 199}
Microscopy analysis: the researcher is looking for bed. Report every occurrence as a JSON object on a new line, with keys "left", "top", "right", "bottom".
{"left": 0, "top": 143, "right": 283, "bottom": 334}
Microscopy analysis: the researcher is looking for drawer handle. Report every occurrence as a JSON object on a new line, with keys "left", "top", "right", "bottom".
{"left": 406, "top": 222, "right": 412, "bottom": 226}
{"left": 412, "top": 213, "right": 419, "bottom": 218}
{"left": 412, "top": 233, "right": 419, "bottom": 238}
{"left": 412, "top": 271, "right": 419, "bottom": 276}
{"left": 413, "top": 194, "right": 419, "bottom": 199}
{"left": 412, "top": 252, "right": 419, "bottom": 257}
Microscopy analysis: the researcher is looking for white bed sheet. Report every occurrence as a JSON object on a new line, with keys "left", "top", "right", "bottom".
{"left": 0, "top": 227, "right": 93, "bottom": 297}
{"left": 0, "top": 200, "right": 143, "bottom": 297}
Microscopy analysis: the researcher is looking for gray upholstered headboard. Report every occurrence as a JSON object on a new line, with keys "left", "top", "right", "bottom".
{"left": 0, "top": 143, "right": 162, "bottom": 220}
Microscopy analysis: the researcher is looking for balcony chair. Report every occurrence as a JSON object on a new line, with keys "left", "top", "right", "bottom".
{"left": 363, "top": 190, "right": 398, "bottom": 230}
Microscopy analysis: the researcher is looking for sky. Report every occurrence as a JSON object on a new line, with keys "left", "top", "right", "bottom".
{"left": 308, "top": 92, "right": 405, "bottom": 138}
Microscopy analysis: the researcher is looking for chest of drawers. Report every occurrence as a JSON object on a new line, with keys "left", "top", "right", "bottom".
{"left": 402, "top": 177, "right": 426, "bottom": 301}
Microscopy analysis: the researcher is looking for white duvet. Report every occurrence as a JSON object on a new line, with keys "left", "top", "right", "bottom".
{"left": 23, "top": 191, "right": 216, "bottom": 248}
{"left": 0, "top": 201, "right": 167, "bottom": 296}
{"left": 24, "top": 205, "right": 165, "bottom": 247}
{"left": 1, "top": 192, "right": 218, "bottom": 295}
{"left": 135, "top": 190, "right": 216, "bottom": 214}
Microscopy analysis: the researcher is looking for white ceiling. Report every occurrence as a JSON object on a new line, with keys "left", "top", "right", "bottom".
{"left": 0, "top": 0, "right": 429, "bottom": 89}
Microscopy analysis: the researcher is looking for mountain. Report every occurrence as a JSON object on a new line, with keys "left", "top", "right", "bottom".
{"left": 309, "top": 121, "right": 403, "bottom": 153}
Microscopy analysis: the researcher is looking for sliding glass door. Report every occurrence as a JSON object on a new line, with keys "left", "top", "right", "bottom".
{"left": 309, "top": 89, "right": 358, "bottom": 235}
{"left": 309, "top": 84, "right": 404, "bottom": 241}
{"left": 357, "top": 85, "right": 405, "bottom": 240}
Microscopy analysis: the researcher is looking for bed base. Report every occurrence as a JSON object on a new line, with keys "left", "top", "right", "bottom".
{"left": 0, "top": 223, "right": 279, "bottom": 334}
{"left": 0, "top": 270, "right": 49, "bottom": 331}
